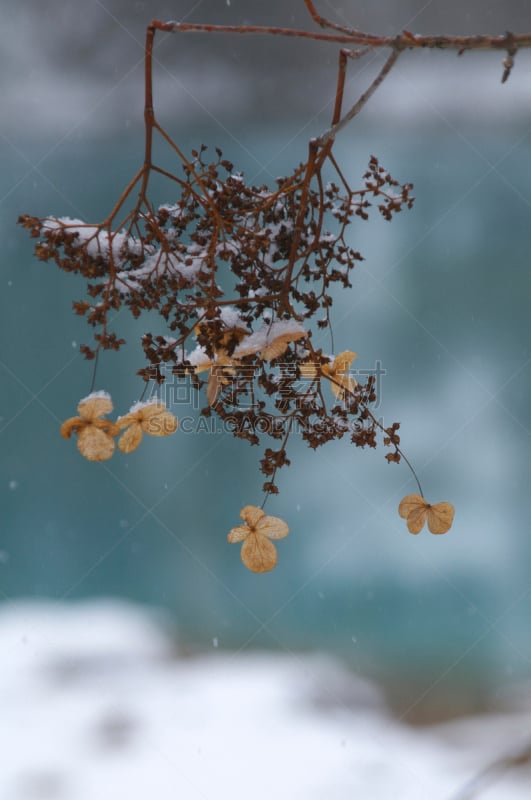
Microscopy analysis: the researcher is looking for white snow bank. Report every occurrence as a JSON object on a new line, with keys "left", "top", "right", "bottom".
{"left": 0, "top": 600, "right": 530, "bottom": 800}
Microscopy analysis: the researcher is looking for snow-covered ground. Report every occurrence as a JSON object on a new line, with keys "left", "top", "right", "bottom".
{"left": 1, "top": 600, "right": 531, "bottom": 800}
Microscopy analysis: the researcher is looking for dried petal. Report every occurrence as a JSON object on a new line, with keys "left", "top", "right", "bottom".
{"left": 92, "top": 419, "right": 120, "bottom": 436}
{"left": 398, "top": 494, "right": 426, "bottom": 519}
{"left": 118, "top": 423, "right": 143, "bottom": 453}
{"left": 241, "top": 532, "right": 278, "bottom": 573}
{"left": 207, "top": 372, "right": 221, "bottom": 406}
{"left": 116, "top": 413, "right": 136, "bottom": 430}
{"left": 330, "top": 374, "right": 356, "bottom": 400}
{"left": 299, "top": 361, "right": 319, "bottom": 379}
{"left": 331, "top": 351, "right": 358, "bottom": 373}
{"left": 261, "top": 331, "right": 306, "bottom": 361}
{"left": 406, "top": 506, "right": 428, "bottom": 534}
{"left": 77, "top": 426, "right": 115, "bottom": 461}
{"left": 255, "top": 514, "right": 289, "bottom": 540}
{"left": 261, "top": 338, "right": 290, "bottom": 361}
{"left": 78, "top": 395, "right": 113, "bottom": 421}
{"left": 60, "top": 417, "right": 84, "bottom": 439}
{"left": 194, "top": 360, "right": 214, "bottom": 375}
{"left": 240, "top": 505, "right": 265, "bottom": 528}
{"left": 142, "top": 410, "right": 178, "bottom": 437}
{"left": 327, "top": 351, "right": 357, "bottom": 400}
{"left": 136, "top": 402, "right": 167, "bottom": 419}
{"left": 427, "top": 502, "right": 455, "bottom": 535}
{"left": 227, "top": 525, "right": 249, "bottom": 543}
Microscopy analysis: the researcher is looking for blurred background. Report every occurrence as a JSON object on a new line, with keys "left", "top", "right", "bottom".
{"left": 3, "top": 0, "right": 531, "bottom": 760}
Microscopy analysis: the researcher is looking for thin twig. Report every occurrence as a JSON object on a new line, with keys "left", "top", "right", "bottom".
{"left": 163, "top": 20, "right": 531, "bottom": 52}
{"left": 318, "top": 48, "right": 400, "bottom": 145}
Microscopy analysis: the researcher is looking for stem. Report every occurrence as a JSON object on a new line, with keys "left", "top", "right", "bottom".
{"left": 317, "top": 363, "right": 425, "bottom": 498}
{"left": 397, "top": 448, "right": 424, "bottom": 498}
{"left": 88, "top": 348, "right": 100, "bottom": 394}
{"left": 157, "top": 18, "right": 531, "bottom": 52}
{"left": 318, "top": 48, "right": 400, "bottom": 145}
{"left": 144, "top": 24, "right": 156, "bottom": 172}
{"left": 261, "top": 414, "right": 294, "bottom": 509}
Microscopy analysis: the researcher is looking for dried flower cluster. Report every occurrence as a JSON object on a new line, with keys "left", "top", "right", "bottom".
{"left": 61, "top": 393, "right": 177, "bottom": 461}
{"left": 18, "top": 7, "right": 460, "bottom": 571}
{"left": 19, "top": 146, "right": 414, "bottom": 496}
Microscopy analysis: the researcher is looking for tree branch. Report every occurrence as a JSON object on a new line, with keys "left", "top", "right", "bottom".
{"left": 161, "top": 19, "right": 531, "bottom": 54}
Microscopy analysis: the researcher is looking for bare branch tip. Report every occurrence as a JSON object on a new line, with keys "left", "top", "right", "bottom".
{"left": 501, "top": 32, "right": 517, "bottom": 83}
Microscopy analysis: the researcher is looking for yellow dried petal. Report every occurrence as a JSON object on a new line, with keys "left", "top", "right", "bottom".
{"left": 241, "top": 532, "right": 278, "bottom": 573}
{"left": 194, "top": 360, "right": 214, "bottom": 375}
{"left": 78, "top": 395, "right": 113, "bottom": 421}
{"left": 77, "top": 426, "right": 115, "bottom": 461}
{"left": 118, "top": 423, "right": 143, "bottom": 453}
{"left": 331, "top": 351, "right": 358, "bottom": 373}
{"left": 427, "top": 502, "right": 455, "bottom": 535}
{"left": 227, "top": 525, "right": 250, "bottom": 543}
{"left": 299, "top": 361, "right": 319, "bottom": 379}
{"left": 142, "top": 411, "right": 178, "bottom": 437}
{"left": 261, "top": 339, "right": 289, "bottom": 361}
{"left": 255, "top": 514, "right": 289, "bottom": 540}
{"left": 330, "top": 375, "right": 356, "bottom": 400}
{"left": 116, "top": 413, "right": 137, "bottom": 430}
{"left": 207, "top": 372, "right": 221, "bottom": 406}
{"left": 92, "top": 419, "right": 120, "bottom": 436}
{"left": 398, "top": 494, "right": 426, "bottom": 519}
{"left": 406, "top": 506, "right": 428, "bottom": 534}
{"left": 261, "top": 331, "right": 306, "bottom": 362}
{"left": 60, "top": 417, "right": 84, "bottom": 439}
{"left": 137, "top": 403, "right": 166, "bottom": 420}
{"left": 240, "top": 505, "right": 265, "bottom": 528}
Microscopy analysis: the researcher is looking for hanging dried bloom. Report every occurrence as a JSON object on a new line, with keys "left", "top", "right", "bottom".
{"left": 230, "top": 321, "right": 307, "bottom": 362}
{"left": 323, "top": 351, "right": 358, "bottom": 400}
{"left": 190, "top": 316, "right": 255, "bottom": 406}
{"left": 194, "top": 354, "right": 242, "bottom": 406}
{"left": 260, "top": 329, "right": 307, "bottom": 361}
{"left": 398, "top": 493, "right": 455, "bottom": 535}
{"left": 300, "top": 350, "right": 357, "bottom": 401}
{"left": 191, "top": 322, "right": 308, "bottom": 405}
{"left": 60, "top": 391, "right": 119, "bottom": 462}
{"left": 117, "top": 401, "right": 178, "bottom": 453}
{"left": 227, "top": 504, "right": 289, "bottom": 573}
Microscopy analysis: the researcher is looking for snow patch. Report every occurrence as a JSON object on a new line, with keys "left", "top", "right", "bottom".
{"left": 0, "top": 600, "right": 529, "bottom": 800}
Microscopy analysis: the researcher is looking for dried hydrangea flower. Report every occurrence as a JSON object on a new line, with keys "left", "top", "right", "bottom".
{"left": 117, "top": 401, "right": 178, "bottom": 453}
{"left": 323, "top": 350, "right": 358, "bottom": 400}
{"left": 60, "top": 391, "right": 119, "bottom": 462}
{"left": 194, "top": 354, "right": 242, "bottom": 406}
{"left": 190, "top": 320, "right": 308, "bottom": 405}
{"left": 300, "top": 350, "right": 357, "bottom": 400}
{"left": 194, "top": 320, "right": 248, "bottom": 351}
{"left": 398, "top": 493, "right": 455, "bottom": 535}
{"left": 259, "top": 329, "right": 307, "bottom": 361}
{"left": 227, "top": 504, "right": 289, "bottom": 573}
